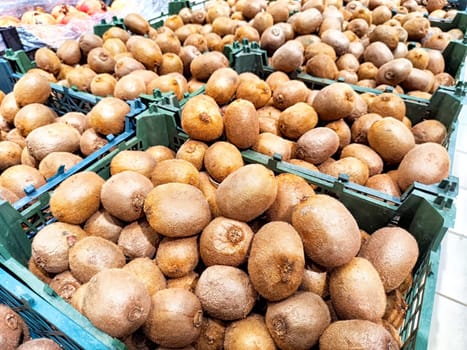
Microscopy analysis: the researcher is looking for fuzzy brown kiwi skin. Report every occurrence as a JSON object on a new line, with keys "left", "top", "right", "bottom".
{"left": 0, "top": 304, "right": 31, "bottom": 350}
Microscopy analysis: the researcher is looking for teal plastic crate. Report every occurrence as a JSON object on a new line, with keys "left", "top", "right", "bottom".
{"left": 0, "top": 104, "right": 454, "bottom": 349}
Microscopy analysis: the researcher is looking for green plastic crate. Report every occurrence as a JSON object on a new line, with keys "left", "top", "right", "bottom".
{"left": 0, "top": 104, "right": 454, "bottom": 349}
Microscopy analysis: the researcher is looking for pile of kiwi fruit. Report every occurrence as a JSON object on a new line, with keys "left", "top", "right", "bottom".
{"left": 199, "top": 69, "right": 450, "bottom": 197}
{"left": 27, "top": 133, "right": 422, "bottom": 348}
{"left": 25, "top": 0, "right": 459, "bottom": 103}
{"left": 0, "top": 71, "right": 132, "bottom": 203}
{"left": 0, "top": 303, "right": 61, "bottom": 349}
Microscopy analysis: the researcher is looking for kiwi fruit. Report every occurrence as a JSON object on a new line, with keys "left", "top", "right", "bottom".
{"left": 146, "top": 145, "right": 175, "bottom": 162}
{"left": 13, "top": 72, "right": 51, "bottom": 107}
{"left": 321, "top": 156, "right": 370, "bottom": 185}
{"left": 200, "top": 216, "right": 253, "bottom": 267}
{"left": 272, "top": 80, "right": 309, "bottom": 110}
{"left": 271, "top": 40, "right": 304, "bottom": 73}
{"left": 190, "top": 51, "right": 230, "bottom": 82}
{"left": 224, "top": 314, "right": 275, "bottom": 350}
{"left": 50, "top": 171, "right": 104, "bottom": 224}
{"left": 80, "top": 128, "right": 108, "bottom": 156}
{"left": 376, "top": 58, "right": 413, "bottom": 86}
{"left": 82, "top": 268, "right": 151, "bottom": 338}
{"left": 223, "top": 99, "right": 259, "bottom": 149}
{"left": 411, "top": 119, "right": 447, "bottom": 144}
{"left": 253, "top": 132, "right": 296, "bottom": 160}
{"left": 57, "top": 112, "right": 89, "bottom": 135}
{"left": 195, "top": 265, "right": 257, "bottom": 321}
{"left": 194, "top": 317, "right": 225, "bottom": 350}
{"left": 279, "top": 102, "right": 318, "bottom": 140}
{"left": 156, "top": 236, "right": 199, "bottom": 278}
{"left": 124, "top": 13, "right": 150, "bottom": 35}
{"left": 57, "top": 39, "right": 81, "bottom": 65}
{"left": 49, "top": 270, "right": 82, "bottom": 303}
{"left": 0, "top": 304, "right": 30, "bottom": 350}
{"left": 17, "top": 339, "right": 61, "bottom": 350}
{"left": 330, "top": 257, "right": 387, "bottom": 321}
{"left": 176, "top": 139, "right": 208, "bottom": 171}
{"left": 167, "top": 271, "right": 199, "bottom": 292}
{"left": 79, "top": 33, "right": 103, "bottom": 56}
{"left": 248, "top": 221, "right": 305, "bottom": 301}
{"left": 368, "top": 117, "right": 415, "bottom": 164}
{"left": 144, "top": 183, "right": 211, "bottom": 237}
{"left": 292, "top": 194, "right": 361, "bottom": 268}
{"left": 181, "top": 94, "right": 223, "bottom": 142}
{"left": 150, "top": 158, "right": 200, "bottom": 187}
{"left": 265, "top": 292, "right": 331, "bottom": 350}
{"left": 0, "top": 186, "right": 19, "bottom": 204}
{"left": 129, "top": 37, "right": 163, "bottom": 70}
{"left": 312, "top": 83, "right": 356, "bottom": 122}
{"left": 368, "top": 92, "right": 406, "bottom": 121}
{"left": 0, "top": 92, "right": 20, "bottom": 123}
{"left": 260, "top": 25, "right": 286, "bottom": 56}
{"left": 143, "top": 288, "right": 202, "bottom": 348}
{"left": 236, "top": 77, "right": 272, "bottom": 109}
{"left": 325, "top": 119, "right": 351, "bottom": 149}
{"left": 341, "top": 143, "right": 384, "bottom": 176}
{"left": 31, "top": 222, "right": 86, "bottom": 274}
{"left": 319, "top": 319, "right": 400, "bottom": 350}
{"left": 14, "top": 103, "right": 56, "bottom": 137}
{"left": 0, "top": 165, "right": 45, "bottom": 199}
{"left": 398, "top": 141, "right": 450, "bottom": 191}
{"left": 198, "top": 171, "right": 222, "bottom": 218}
{"left": 365, "top": 174, "right": 401, "bottom": 197}
{"left": 0, "top": 141, "right": 22, "bottom": 171}
{"left": 38, "top": 152, "right": 83, "bottom": 179}
{"left": 205, "top": 67, "right": 239, "bottom": 105}
{"left": 266, "top": 173, "right": 315, "bottom": 223}
{"left": 34, "top": 47, "right": 61, "bottom": 75}
{"left": 83, "top": 209, "right": 123, "bottom": 243}
{"left": 123, "top": 257, "right": 166, "bottom": 296}
{"left": 66, "top": 66, "right": 97, "bottom": 92}
{"left": 118, "top": 219, "right": 160, "bottom": 260}
{"left": 216, "top": 164, "right": 278, "bottom": 222}
{"left": 300, "top": 264, "right": 328, "bottom": 297}
{"left": 295, "top": 127, "right": 340, "bottom": 165}
{"left": 204, "top": 142, "right": 244, "bottom": 183}
{"left": 110, "top": 150, "right": 157, "bottom": 178}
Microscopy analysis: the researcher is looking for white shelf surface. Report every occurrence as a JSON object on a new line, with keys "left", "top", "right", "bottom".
{"left": 428, "top": 109, "right": 467, "bottom": 349}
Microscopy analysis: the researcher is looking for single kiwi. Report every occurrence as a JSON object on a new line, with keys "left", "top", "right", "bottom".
{"left": 365, "top": 173, "right": 401, "bottom": 197}
{"left": 272, "top": 80, "right": 309, "bottom": 110}
{"left": 411, "top": 119, "right": 447, "bottom": 144}
{"left": 205, "top": 67, "right": 239, "bottom": 106}
{"left": 123, "top": 257, "right": 166, "bottom": 296}
{"left": 0, "top": 165, "right": 45, "bottom": 199}
{"left": 69, "top": 236, "right": 125, "bottom": 283}
{"left": 17, "top": 339, "right": 61, "bottom": 350}
{"left": 312, "top": 83, "right": 357, "bottom": 122}
{"left": 83, "top": 209, "right": 123, "bottom": 243}
{"left": 146, "top": 145, "right": 175, "bottom": 162}
{"left": 300, "top": 264, "right": 328, "bottom": 297}
{"left": 181, "top": 94, "right": 223, "bottom": 142}
{"left": 224, "top": 314, "right": 275, "bottom": 350}
{"left": 195, "top": 265, "right": 257, "bottom": 321}
{"left": 0, "top": 185, "right": 20, "bottom": 204}
{"left": 325, "top": 119, "right": 352, "bottom": 149}
{"left": 364, "top": 42, "right": 394, "bottom": 68}
{"left": 49, "top": 270, "right": 81, "bottom": 303}
{"left": 114, "top": 56, "right": 146, "bottom": 78}
{"left": 88, "top": 97, "right": 130, "bottom": 136}
{"left": 368, "top": 92, "right": 406, "bottom": 120}
{"left": 368, "top": 117, "right": 415, "bottom": 164}
{"left": 292, "top": 194, "right": 361, "bottom": 268}
{"left": 26, "top": 123, "right": 80, "bottom": 162}
{"left": 31, "top": 222, "right": 87, "bottom": 274}
{"left": 321, "top": 156, "right": 370, "bottom": 185}
{"left": 118, "top": 219, "right": 160, "bottom": 260}
{"left": 167, "top": 271, "right": 199, "bottom": 292}
{"left": 216, "top": 164, "right": 278, "bottom": 222}
{"left": 253, "top": 132, "right": 296, "bottom": 160}
{"left": 79, "top": 33, "right": 103, "bottom": 56}
{"left": 223, "top": 99, "right": 259, "bottom": 149}
{"left": 124, "top": 13, "right": 150, "bottom": 35}
{"left": 49, "top": 171, "right": 103, "bottom": 224}
{"left": 319, "top": 320, "right": 400, "bottom": 350}
{"left": 82, "top": 268, "right": 151, "bottom": 338}
{"left": 341, "top": 143, "right": 384, "bottom": 176}
{"left": 0, "top": 304, "right": 30, "bottom": 350}
{"left": 351, "top": 113, "right": 383, "bottom": 144}
{"left": 144, "top": 183, "right": 211, "bottom": 237}
{"left": 190, "top": 51, "right": 230, "bottom": 82}
{"left": 260, "top": 25, "right": 286, "bottom": 56}
{"left": 0, "top": 92, "right": 20, "bottom": 123}
{"left": 200, "top": 216, "right": 253, "bottom": 267}
{"left": 13, "top": 72, "right": 51, "bottom": 107}
{"left": 37, "top": 151, "right": 82, "bottom": 179}
{"left": 248, "top": 221, "right": 305, "bottom": 301}
{"left": 175, "top": 139, "right": 208, "bottom": 171}
{"left": 79, "top": 128, "right": 108, "bottom": 156}
{"left": 204, "top": 142, "right": 244, "bottom": 183}
{"left": 271, "top": 40, "right": 304, "bottom": 73}
{"left": 66, "top": 66, "right": 97, "bottom": 92}
{"left": 57, "top": 112, "right": 89, "bottom": 135}
{"left": 57, "top": 39, "right": 81, "bottom": 65}
{"left": 397, "top": 142, "right": 450, "bottom": 191}
{"left": 194, "top": 317, "right": 225, "bottom": 350}
{"left": 235, "top": 77, "right": 272, "bottom": 109}
{"left": 295, "top": 127, "right": 340, "bottom": 165}
{"left": 265, "top": 292, "right": 331, "bottom": 350}
{"left": 376, "top": 58, "right": 413, "bottom": 86}
{"left": 156, "top": 236, "right": 199, "bottom": 278}
{"left": 150, "top": 158, "right": 200, "bottom": 187}
{"left": 279, "top": 102, "right": 318, "bottom": 140}
{"left": 0, "top": 141, "right": 22, "bottom": 171}
{"left": 143, "top": 288, "right": 202, "bottom": 348}
{"left": 110, "top": 150, "right": 157, "bottom": 178}
{"left": 266, "top": 173, "right": 315, "bottom": 223}
{"left": 34, "top": 47, "right": 61, "bottom": 75}
{"left": 330, "top": 257, "right": 387, "bottom": 321}
{"left": 198, "top": 171, "right": 222, "bottom": 217}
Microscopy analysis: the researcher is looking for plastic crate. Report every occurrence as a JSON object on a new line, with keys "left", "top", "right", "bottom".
{"left": 0, "top": 265, "right": 124, "bottom": 349}
{"left": 0, "top": 102, "right": 454, "bottom": 349}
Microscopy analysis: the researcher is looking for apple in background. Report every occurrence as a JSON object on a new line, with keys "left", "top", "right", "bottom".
{"left": 21, "top": 10, "right": 57, "bottom": 25}
{"left": 76, "top": 0, "right": 107, "bottom": 15}
{"left": 51, "top": 5, "right": 90, "bottom": 24}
